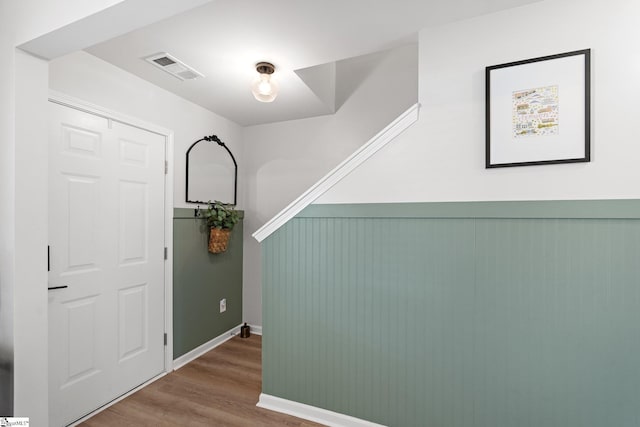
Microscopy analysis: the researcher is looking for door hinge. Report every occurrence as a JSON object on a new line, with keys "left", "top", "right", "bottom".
{"left": 164, "top": 333, "right": 167, "bottom": 346}
{"left": 164, "top": 247, "right": 168, "bottom": 260}
{"left": 164, "top": 161, "right": 168, "bottom": 174}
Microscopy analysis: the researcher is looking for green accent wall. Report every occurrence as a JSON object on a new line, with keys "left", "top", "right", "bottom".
{"left": 173, "top": 208, "right": 243, "bottom": 359}
{"left": 263, "top": 200, "right": 640, "bottom": 427}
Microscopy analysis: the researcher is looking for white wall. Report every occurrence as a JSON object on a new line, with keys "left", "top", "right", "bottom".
{"left": 13, "top": 49, "right": 49, "bottom": 423}
{"left": 318, "top": 0, "right": 640, "bottom": 204}
{"left": 1, "top": 2, "right": 134, "bottom": 422}
{"left": 0, "top": 5, "right": 17, "bottom": 416}
{"left": 0, "top": 1, "right": 215, "bottom": 423}
{"left": 49, "top": 51, "right": 244, "bottom": 209}
{"left": 242, "top": 44, "right": 418, "bottom": 325}
{"left": 7, "top": 0, "right": 126, "bottom": 46}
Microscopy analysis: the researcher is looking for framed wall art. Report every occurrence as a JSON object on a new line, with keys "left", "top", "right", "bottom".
{"left": 486, "top": 49, "right": 590, "bottom": 168}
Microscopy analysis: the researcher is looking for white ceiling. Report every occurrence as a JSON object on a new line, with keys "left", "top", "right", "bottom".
{"left": 86, "top": 0, "right": 539, "bottom": 126}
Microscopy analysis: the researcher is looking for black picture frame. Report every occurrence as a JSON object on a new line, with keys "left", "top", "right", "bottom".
{"left": 486, "top": 49, "right": 591, "bottom": 168}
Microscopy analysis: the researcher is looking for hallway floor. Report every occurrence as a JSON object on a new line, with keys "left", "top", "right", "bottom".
{"left": 80, "top": 335, "right": 324, "bottom": 426}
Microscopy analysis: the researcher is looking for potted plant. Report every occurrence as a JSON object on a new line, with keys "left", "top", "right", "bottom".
{"left": 202, "top": 200, "right": 239, "bottom": 254}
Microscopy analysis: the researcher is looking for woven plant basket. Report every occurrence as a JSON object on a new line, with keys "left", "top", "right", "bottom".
{"left": 208, "top": 227, "right": 231, "bottom": 254}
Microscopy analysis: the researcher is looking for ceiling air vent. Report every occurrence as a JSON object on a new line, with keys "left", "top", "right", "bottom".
{"left": 144, "top": 53, "right": 204, "bottom": 81}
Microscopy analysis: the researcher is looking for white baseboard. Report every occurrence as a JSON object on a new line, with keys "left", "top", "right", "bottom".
{"left": 248, "top": 324, "right": 262, "bottom": 335}
{"left": 173, "top": 324, "right": 242, "bottom": 370}
{"left": 257, "top": 393, "right": 387, "bottom": 427}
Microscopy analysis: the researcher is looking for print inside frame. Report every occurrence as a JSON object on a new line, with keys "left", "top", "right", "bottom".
{"left": 485, "top": 49, "right": 590, "bottom": 168}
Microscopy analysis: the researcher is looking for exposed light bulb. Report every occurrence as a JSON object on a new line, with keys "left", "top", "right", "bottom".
{"left": 257, "top": 75, "right": 272, "bottom": 95}
{"left": 251, "top": 62, "right": 279, "bottom": 103}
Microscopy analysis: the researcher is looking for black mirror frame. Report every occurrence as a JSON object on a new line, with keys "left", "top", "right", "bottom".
{"left": 185, "top": 134, "right": 237, "bottom": 205}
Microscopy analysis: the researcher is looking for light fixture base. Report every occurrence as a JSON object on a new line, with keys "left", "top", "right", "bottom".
{"left": 256, "top": 62, "right": 275, "bottom": 75}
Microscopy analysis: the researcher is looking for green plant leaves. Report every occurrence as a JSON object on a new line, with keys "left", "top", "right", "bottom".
{"left": 203, "top": 200, "right": 239, "bottom": 230}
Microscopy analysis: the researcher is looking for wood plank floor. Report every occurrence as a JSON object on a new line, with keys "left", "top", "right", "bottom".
{"left": 81, "top": 335, "right": 324, "bottom": 426}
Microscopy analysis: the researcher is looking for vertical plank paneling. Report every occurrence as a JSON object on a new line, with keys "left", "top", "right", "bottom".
{"left": 172, "top": 209, "right": 243, "bottom": 358}
{"left": 474, "top": 217, "right": 640, "bottom": 427}
{"left": 262, "top": 205, "right": 640, "bottom": 427}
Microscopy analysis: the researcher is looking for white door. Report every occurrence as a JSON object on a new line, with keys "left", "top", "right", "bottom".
{"left": 48, "top": 102, "right": 166, "bottom": 426}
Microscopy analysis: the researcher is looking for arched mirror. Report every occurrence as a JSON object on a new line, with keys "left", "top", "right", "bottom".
{"left": 186, "top": 135, "right": 237, "bottom": 205}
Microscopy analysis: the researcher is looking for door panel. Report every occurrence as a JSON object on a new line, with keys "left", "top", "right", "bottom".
{"left": 119, "top": 181, "right": 148, "bottom": 264}
{"left": 49, "top": 103, "right": 166, "bottom": 426}
{"left": 118, "top": 283, "right": 148, "bottom": 361}
{"left": 64, "top": 296, "right": 99, "bottom": 384}
{"left": 66, "top": 175, "right": 99, "bottom": 271}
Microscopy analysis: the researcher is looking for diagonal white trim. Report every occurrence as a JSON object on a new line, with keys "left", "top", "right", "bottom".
{"left": 257, "top": 394, "right": 387, "bottom": 427}
{"left": 252, "top": 103, "right": 420, "bottom": 242}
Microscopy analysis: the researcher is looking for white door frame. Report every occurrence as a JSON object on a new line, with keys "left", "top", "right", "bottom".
{"left": 48, "top": 90, "right": 175, "bottom": 373}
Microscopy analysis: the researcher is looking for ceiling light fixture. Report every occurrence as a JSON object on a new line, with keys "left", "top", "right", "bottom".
{"left": 251, "top": 62, "right": 279, "bottom": 103}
